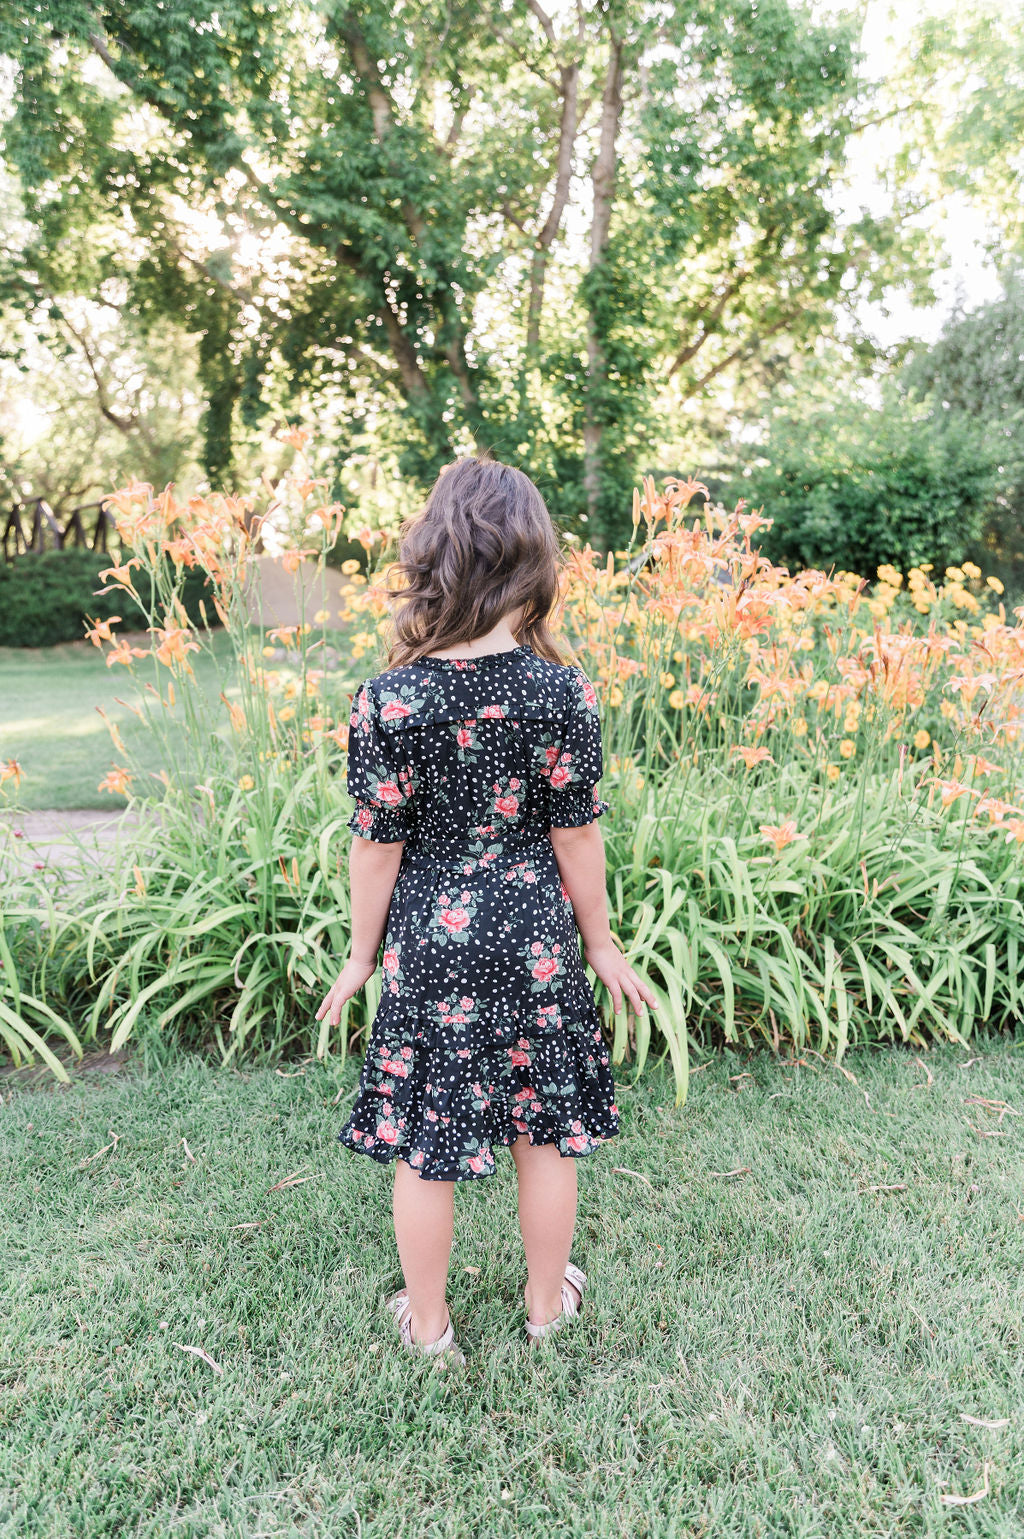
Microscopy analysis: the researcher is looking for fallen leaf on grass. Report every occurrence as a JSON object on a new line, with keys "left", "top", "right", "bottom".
{"left": 231, "top": 1222, "right": 264, "bottom": 1231}
{"left": 939, "top": 1462, "right": 990, "bottom": 1507}
{"left": 960, "top": 1415, "right": 1010, "bottom": 1429}
{"left": 266, "top": 1170, "right": 323, "bottom": 1192}
{"left": 172, "top": 1342, "right": 223, "bottom": 1376}
{"left": 462, "top": 1266, "right": 480, "bottom": 1276}
{"left": 611, "top": 1167, "right": 653, "bottom": 1185}
{"left": 964, "top": 1096, "right": 1021, "bottom": 1120}
{"left": 967, "top": 1123, "right": 1006, "bottom": 1139}
{"left": 708, "top": 1167, "right": 750, "bottom": 1179}
{"left": 275, "top": 1068, "right": 306, "bottom": 1078}
{"left": 181, "top": 1138, "right": 196, "bottom": 1162}
{"left": 859, "top": 1183, "right": 908, "bottom": 1193}
{"left": 911, "top": 1056, "right": 934, "bottom": 1089}
{"left": 79, "top": 1130, "right": 120, "bottom": 1168}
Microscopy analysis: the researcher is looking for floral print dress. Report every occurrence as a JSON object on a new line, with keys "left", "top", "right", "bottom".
{"left": 336, "top": 641, "right": 619, "bottom": 1181}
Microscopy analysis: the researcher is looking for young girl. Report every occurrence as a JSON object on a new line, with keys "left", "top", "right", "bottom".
{"left": 315, "top": 457, "right": 657, "bottom": 1363}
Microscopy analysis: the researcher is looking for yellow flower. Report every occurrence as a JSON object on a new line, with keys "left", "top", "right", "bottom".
{"left": 945, "top": 566, "right": 965, "bottom": 583}
{"left": 341, "top": 559, "right": 362, "bottom": 575}
{"left": 239, "top": 774, "right": 255, "bottom": 791}
{"left": 279, "top": 706, "right": 295, "bottom": 722}
{"left": 986, "top": 575, "right": 1005, "bottom": 595}
{"left": 608, "top": 686, "right": 623, "bottom": 707}
{"left": 913, "top": 729, "right": 930, "bottom": 750}
{"left": 940, "top": 700, "right": 956, "bottom": 719}
{"left": 839, "top": 739, "right": 856, "bottom": 759}
{"left": 961, "top": 561, "right": 981, "bottom": 579}
{"left": 826, "top": 763, "right": 841, "bottom": 783}
{"left": 791, "top": 717, "right": 808, "bottom": 737}
{"left": 913, "top": 601, "right": 931, "bottom": 614}
{"left": 660, "top": 672, "right": 675, "bottom": 689}
{"left": 668, "top": 690, "right": 686, "bottom": 710}
{"left": 877, "top": 564, "right": 903, "bottom": 588}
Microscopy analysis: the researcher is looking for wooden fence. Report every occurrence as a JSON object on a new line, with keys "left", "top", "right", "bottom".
{"left": 1, "top": 498, "right": 120, "bottom": 563}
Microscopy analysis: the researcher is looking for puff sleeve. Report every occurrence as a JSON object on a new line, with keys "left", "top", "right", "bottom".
{"left": 345, "top": 679, "right": 417, "bottom": 843}
{"left": 547, "top": 666, "right": 611, "bottom": 828}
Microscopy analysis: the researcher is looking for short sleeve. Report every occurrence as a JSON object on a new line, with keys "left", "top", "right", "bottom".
{"left": 345, "top": 679, "right": 416, "bottom": 843}
{"left": 547, "top": 667, "right": 611, "bottom": 828}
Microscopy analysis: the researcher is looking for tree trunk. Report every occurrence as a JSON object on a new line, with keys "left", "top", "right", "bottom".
{"left": 583, "top": 31, "right": 624, "bottom": 538}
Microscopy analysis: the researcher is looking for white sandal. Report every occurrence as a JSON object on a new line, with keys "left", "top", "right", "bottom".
{"left": 384, "top": 1289, "right": 466, "bottom": 1366}
{"left": 525, "top": 1262, "right": 587, "bottom": 1346}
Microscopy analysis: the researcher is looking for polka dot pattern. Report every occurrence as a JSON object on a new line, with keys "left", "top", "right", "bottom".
{"left": 337, "top": 642, "right": 619, "bottom": 1181}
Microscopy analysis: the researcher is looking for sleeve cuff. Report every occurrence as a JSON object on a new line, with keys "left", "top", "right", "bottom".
{"left": 548, "top": 785, "right": 610, "bottom": 828}
{"left": 347, "top": 800, "right": 410, "bottom": 843}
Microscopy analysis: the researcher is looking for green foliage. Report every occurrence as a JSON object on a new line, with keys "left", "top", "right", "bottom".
{"left": 0, "top": 0, "right": 904, "bottom": 534}
{"left": 0, "top": 548, "right": 219, "bottom": 646}
{"left": 902, "top": 264, "right": 1024, "bottom": 594}
{"left": 743, "top": 385, "right": 998, "bottom": 576}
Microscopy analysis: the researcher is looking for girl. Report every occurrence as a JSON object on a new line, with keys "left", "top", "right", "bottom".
{"left": 315, "top": 457, "right": 657, "bottom": 1363}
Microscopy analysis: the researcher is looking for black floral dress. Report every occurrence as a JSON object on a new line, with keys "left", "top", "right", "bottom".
{"left": 336, "top": 642, "right": 619, "bottom": 1181}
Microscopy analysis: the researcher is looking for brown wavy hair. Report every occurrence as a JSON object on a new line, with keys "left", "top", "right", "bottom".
{"left": 376, "top": 457, "right": 574, "bottom": 670}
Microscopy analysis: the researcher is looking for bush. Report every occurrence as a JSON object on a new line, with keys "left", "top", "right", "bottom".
{"left": 743, "top": 386, "right": 998, "bottom": 577}
{"left": 0, "top": 548, "right": 220, "bottom": 647}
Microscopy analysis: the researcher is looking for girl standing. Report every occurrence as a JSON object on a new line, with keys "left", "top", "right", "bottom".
{"left": 315, "top": 457, "right": 657, "bottom": 1362}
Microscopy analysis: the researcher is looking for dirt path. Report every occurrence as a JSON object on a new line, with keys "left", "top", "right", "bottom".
{"left": 0, "top": 807, "right": 144, "bottom": 876}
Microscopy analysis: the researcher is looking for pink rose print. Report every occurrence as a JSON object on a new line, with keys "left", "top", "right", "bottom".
{"left": 377, "top": 778, "right": 403, "bottom": 808}
{"left": 544, "top": 745, "right": 560, "bottom": 769}
{"left": 460, "top": 996, "right": 474, "bottom": 1009}
{"left": 532, "top": 956, "right": 560, "bottom": 983}
{"left": 380, "top": 700, "right": 412, "bottom": 721}
{"left": 457, "top": 1047, "right": 471, "bottom": 1058}
{"left": 508, "top": 1039, "right": 531, "bottom": 1067}
{"left": 441, "top": 907, "right": 471, "bottom": 933}
{"left": 566, "top": 1134, "right": 591, "bottom": 1153}
{"left": 467, "top": 1154, "right": 485, "bottom": 1173}
{"left": 549, "top": 761, "right": 572, "bottom": 790}
{"left": 355, "top": 806, "right": 375, "bottom": 831}
{"left": 531, "top": 941, "right": 543, "bottom": 956}
{"left": 383, "top": 949, "right": 399, "bottom": 975}
{"left": 456, "top": 727, "right": 474, "bottom": 747}
{"left": 481, "top": 704, "right": 506, "bottom": 718}
{"left": 409, "top": 1150, "right": 425, "bottom": 1168}
{"left": 377, "top": 1123, "right": 400, "bottom": 1145}
{"left": 579, "top": 677, "right": 598, "bottom": 710}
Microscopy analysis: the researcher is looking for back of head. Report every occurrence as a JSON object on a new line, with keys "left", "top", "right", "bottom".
{"left": 382, "top": 457, "right": 571, "bottom": 668}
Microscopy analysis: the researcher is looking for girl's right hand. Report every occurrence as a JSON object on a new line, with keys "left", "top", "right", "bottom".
{"left": 314, "top": 957, "right": 378, "bottom": 1027}
{"left": 583, "top": 941, "right": 660, "bottom": 1019}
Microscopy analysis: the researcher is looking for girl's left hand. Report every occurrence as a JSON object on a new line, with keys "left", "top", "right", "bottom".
{"left": 315, "top": 957, "right": 378, "bottom": 1026}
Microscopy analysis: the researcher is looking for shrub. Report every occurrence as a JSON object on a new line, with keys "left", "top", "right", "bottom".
{"left": 743, "top": 386, "right": 998, "bottom": 578}
{"left": 0, "top": 548, "right": 220, "bottom": 647}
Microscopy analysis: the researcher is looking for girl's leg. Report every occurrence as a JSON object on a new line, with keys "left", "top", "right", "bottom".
{"left": 392, "top": 1158, "right": 455, "bottom": 1345}
{"left": 509, "top": 1135, "right": 581, "bottom": 1326}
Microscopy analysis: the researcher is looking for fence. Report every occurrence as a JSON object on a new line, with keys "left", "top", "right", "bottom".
{"left": 1, "top": 498, "right": 120, "bottom": 563}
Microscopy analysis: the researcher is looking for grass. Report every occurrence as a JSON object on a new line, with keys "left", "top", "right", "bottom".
{"left": 2, "top": 1039, "right": 1023, "bottom": 1536}
{"left": 0, "top": 633, "right": 241, "bottom": 811}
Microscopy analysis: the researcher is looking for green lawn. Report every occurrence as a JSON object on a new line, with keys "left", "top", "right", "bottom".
{"left": 0, "top": 634, "right": 242, "bottom": 811}
{"left": 0, "top": 633, "right": 361, "bottom": 812}
{"left": 3, "top": 1041, "right": 1022, "bottom": 1536}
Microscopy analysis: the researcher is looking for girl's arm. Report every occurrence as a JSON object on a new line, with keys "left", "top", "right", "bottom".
{"left": 548, "top": 821, "right": 659, "bottom": 1018}
{"left": 315, "top": 836, "right": 405, "bottom": 1028}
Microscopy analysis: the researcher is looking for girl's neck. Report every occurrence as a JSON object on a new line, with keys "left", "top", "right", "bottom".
{"left": 425, "top": 618, "right": 523, "bottom": 661}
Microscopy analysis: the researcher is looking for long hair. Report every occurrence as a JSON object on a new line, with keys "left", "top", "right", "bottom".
{"left": 377, "top": 458, "right": 574, "bottom": 669}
